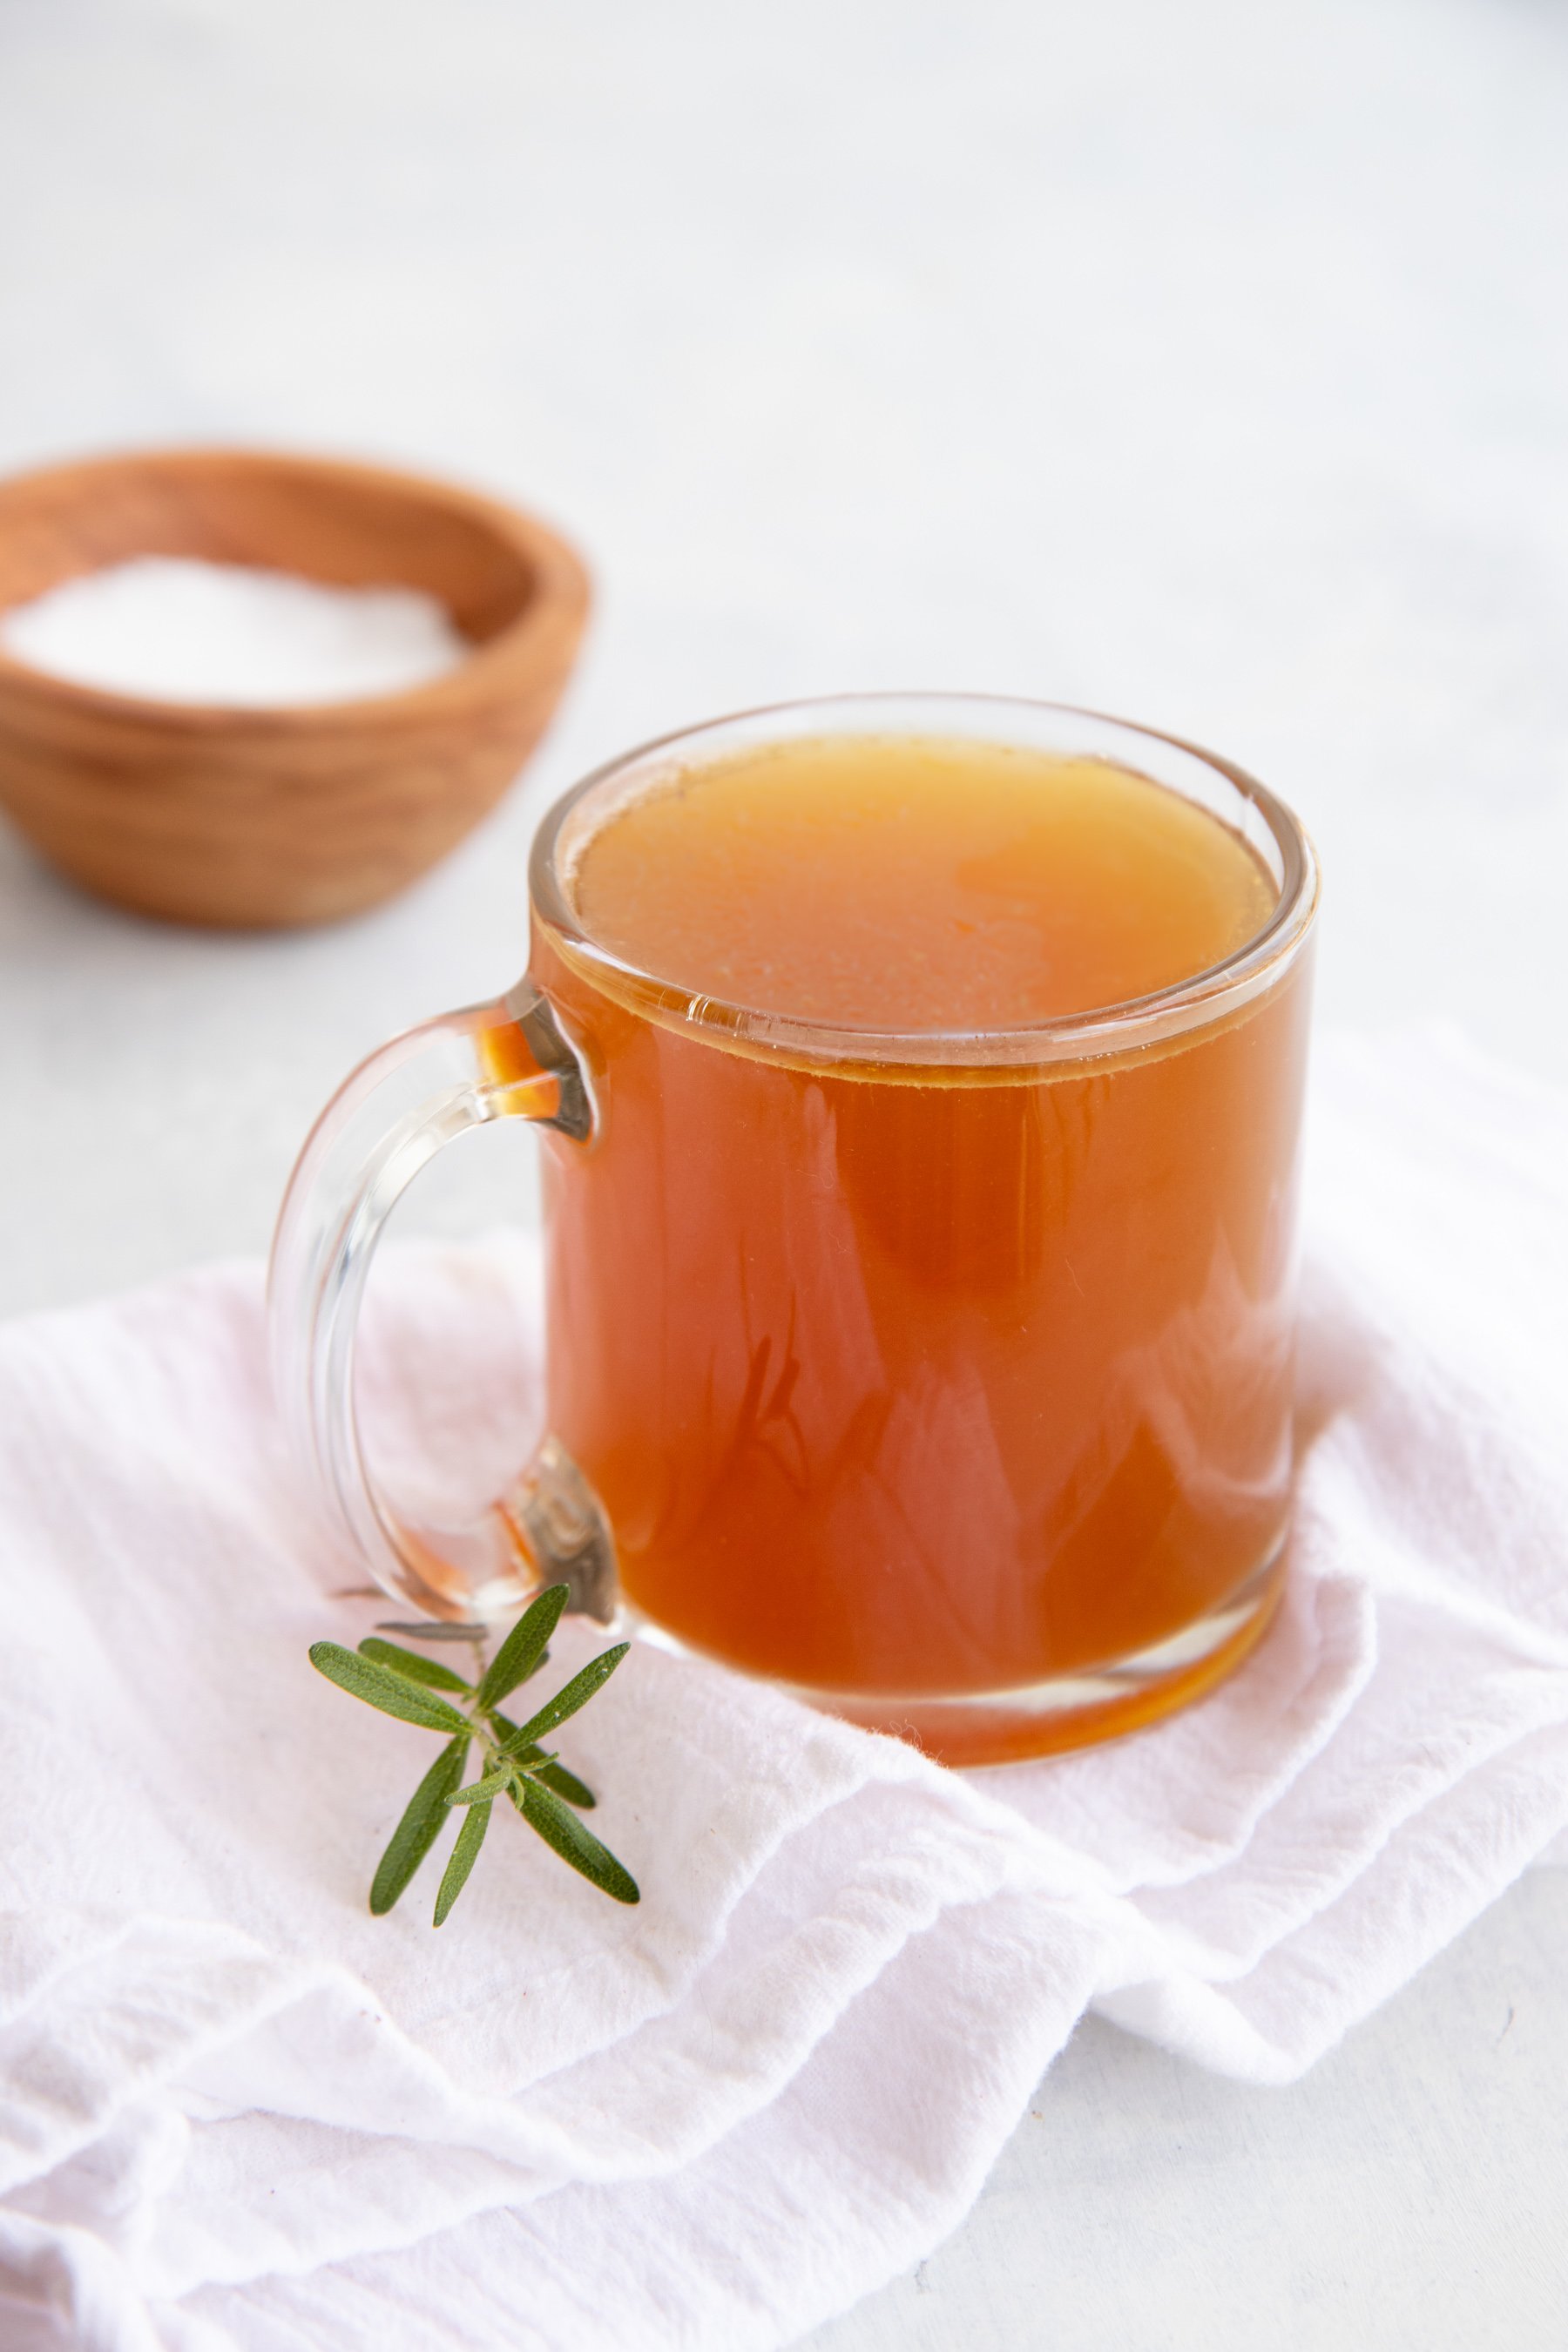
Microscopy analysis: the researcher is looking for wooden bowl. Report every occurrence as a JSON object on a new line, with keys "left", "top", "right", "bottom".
{"left": 0, "top": 447, "right": 591, "bottom": 927}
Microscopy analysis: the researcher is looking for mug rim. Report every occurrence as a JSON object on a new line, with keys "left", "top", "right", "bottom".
{"left": 528, "top": 691, "right": 1320, "bottom": 1071}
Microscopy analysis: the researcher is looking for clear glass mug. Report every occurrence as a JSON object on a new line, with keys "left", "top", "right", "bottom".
{"left": 271, "top": 694, "right": 1318, "bottom": 1766}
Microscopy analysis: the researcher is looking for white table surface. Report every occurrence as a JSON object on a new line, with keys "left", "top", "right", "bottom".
{"left": 1, "top": 2, "right": 1565, "bottom": 2343}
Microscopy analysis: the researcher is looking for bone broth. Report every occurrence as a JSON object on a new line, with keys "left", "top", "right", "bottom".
{"left": 527, "top": 734, "right": 1310, "bottom": 1753}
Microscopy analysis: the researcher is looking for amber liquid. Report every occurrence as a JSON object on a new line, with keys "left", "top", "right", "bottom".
{"left": 531, "top": 736, "right": 1310, "bottom": 1755}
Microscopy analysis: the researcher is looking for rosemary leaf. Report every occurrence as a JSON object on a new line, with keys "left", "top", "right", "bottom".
{"left": 375, "top": 1620, "right": 489, "bottom": 1644}
{"left": 358, "top": 1638, "right": 472, "bottom": 1694}
{"left": 500, "top": 1645, "right": 630, "bottom": 1752}
{"left": 370, "top": 1734, "right": 470, "bottom": 1916}
{"left": 309, "top": 1643, "right": 471, "bottom": 1734}
{"left": 476, "top": 1584, "right": 569, "bottom": 1709}
{"left": 435, "top": 1797, "right": 491, "bottom": 1925}
{"left": 450, "top": 1767, "right": 514, "bottom": 1806}
{"left": 519, "top": 1776, "right": 639, "bottom": 1905}
{"left": 531, "top": 1759, "right": 597, "bottom": 1811}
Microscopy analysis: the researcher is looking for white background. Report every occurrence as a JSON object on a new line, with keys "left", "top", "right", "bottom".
{"left": 0, "top": 2, "right": 1565, "bottom": 2343}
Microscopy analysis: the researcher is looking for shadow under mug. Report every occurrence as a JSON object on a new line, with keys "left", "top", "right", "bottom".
{"left": 270, "top": 693, "right": 1319, "bottom": 1766}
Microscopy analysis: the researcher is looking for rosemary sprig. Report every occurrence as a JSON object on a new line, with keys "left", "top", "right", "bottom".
{"left": 309, "top": 1583, "right": 638, "bottom": 1924}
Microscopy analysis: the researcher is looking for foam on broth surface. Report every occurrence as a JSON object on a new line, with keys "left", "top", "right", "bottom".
{"left": 568, "top": 734, "right": 1276, "bottom": 1031}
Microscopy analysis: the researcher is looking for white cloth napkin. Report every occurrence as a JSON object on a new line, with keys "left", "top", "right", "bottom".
{"left": 0, "top": 1028, "right": 1565, "bottom": 2352}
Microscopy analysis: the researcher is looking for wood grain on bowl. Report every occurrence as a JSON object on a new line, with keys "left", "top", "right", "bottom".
{"left": 0, "top": 448, "right": 590, "bottom": 927}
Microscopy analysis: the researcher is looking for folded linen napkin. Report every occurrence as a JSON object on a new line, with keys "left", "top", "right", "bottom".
{"left": 0, "top": 1028, "right": 1565, "bottom": 2352}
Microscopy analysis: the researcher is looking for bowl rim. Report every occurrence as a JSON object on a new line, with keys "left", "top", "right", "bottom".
{"left": 0, "top": 443, "right": 591, "bottom": 731}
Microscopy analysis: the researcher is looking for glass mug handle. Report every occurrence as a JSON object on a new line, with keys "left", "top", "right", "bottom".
{"left": 267, "top": 980, "right": 618, "bottom": 1625}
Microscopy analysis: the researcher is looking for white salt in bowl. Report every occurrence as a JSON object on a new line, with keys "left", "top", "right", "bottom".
{"left": 0, "top": 448, "right": 590, "bottom": 928}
